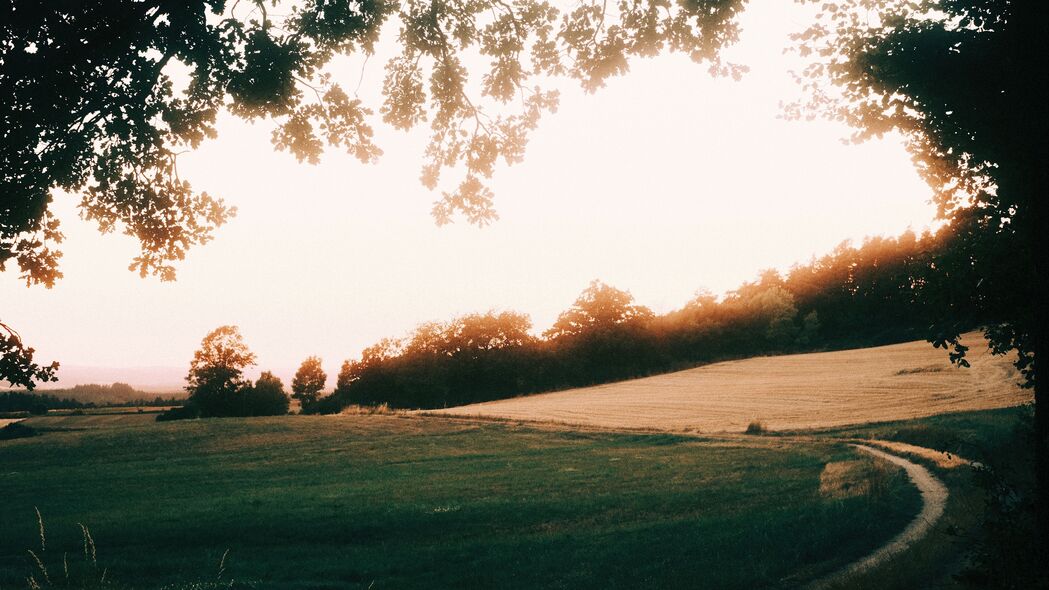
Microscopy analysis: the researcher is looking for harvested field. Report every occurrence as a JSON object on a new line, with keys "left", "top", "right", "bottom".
{"left": 432, "top": 333, "right": 1030, "bottom": 432}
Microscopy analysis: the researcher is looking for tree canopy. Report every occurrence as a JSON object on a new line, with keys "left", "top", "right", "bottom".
{"left": 792, "top": 0, "right": 1047, "bottom": 565}
{"left": 790, "top": 0, "right": 1045, "bottom": 387}
{"left": 1, "top": 0, "right": 749, "bottom": 388}
{"left": 329, "top": 234, "right": 951, "bottom": 410}
{"left": 0, "top": 320, "right": 57, "bottom": 390}
{"left": 291, "top": 355, "right": 327, "bottom": 408}
{"left": 0, "top": 0, "right": 746, "bottom": 284}
{"left": 544, "top": 280, "right": 653, "bottom": 340}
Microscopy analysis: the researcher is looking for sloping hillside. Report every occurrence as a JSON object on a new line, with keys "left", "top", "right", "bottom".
{"left": 431, "top": 332, "right": 1029, "bottom": 432}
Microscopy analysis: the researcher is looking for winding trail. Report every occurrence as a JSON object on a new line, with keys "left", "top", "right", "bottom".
{"left": 806, "top": 443, "right": 950, "bottom": 589}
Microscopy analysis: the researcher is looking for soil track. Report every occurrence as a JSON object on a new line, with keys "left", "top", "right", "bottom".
{"left": 433, "top": 332, "right": 1028, "bottom": 432}
{"left": 806, "top": 444, "right": 950, "bottom": 589}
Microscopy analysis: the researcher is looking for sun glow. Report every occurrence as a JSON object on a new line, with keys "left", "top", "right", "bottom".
{"left": 0, "top": 1, "right": 937, "bottom": 388}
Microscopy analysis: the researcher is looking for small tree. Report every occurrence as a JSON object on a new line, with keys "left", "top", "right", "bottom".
{"left": 291, "top": 356, "right": 327, "bottom": 410}
{"left": 243, "top": 371, "right": 290, "bottom": 416}
{"left": 186, "top": 325, "right": 256, "bottom": 417}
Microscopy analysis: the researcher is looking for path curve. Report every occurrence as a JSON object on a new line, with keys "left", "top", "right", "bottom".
{"left": 806, "top": 443, "right": 949, "bottom": 589}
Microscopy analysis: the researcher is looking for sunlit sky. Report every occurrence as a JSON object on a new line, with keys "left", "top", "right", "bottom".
{"left": 1, "top": 1, "right": 937, "bottom": 389}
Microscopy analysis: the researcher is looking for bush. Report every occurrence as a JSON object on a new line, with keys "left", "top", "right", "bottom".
{"left": 156, "top": 404, "right": 200, "bottom": 422}
{"left": 240, "top": 372, "right": 289, "bottom": 416}
{"left": 744, "top": 420, "right": 767, "bottom": 435}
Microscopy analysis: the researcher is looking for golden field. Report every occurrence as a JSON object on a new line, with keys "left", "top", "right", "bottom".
{"left": 432, "top": 333, "right": 1030, "bottom": 432}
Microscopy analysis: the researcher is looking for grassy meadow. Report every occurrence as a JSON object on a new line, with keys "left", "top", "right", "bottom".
{"left": 1, "top": 413, "right": 920, "bottom": 589}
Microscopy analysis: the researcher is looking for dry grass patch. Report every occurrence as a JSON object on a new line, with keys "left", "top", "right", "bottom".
{"left": 338, "top": 403, "right": 402, "bottom": 416}
{"left": 818, "top": 459, "right": 903, "bottom": 502}
{"left": 864, "top": 440, "right": 974, "bottom": 469}
{"left": 819, "top": 460, "right": 871, "bottom": 499}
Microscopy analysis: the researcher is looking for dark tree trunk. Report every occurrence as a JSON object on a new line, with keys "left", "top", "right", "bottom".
{"left": 1010, "top": 0, "right": 1048, "bottom": 568}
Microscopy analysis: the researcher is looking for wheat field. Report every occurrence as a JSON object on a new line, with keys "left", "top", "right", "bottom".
{"left": 432, "top": 333, "right": 1031, "bottom": 432}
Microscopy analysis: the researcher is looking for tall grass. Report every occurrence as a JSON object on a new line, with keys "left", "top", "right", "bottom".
{"left": 20, "top": 511, "right": 254, "bottom": 590}
{"left": 23, "top": 508, "right": 106, "bottom": 590}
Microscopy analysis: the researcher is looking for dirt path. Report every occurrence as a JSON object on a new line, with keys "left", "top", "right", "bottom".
{"left": 806, "top": 443, "right": 950, "bottom": 590}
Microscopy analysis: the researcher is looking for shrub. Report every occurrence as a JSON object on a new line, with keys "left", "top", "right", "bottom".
{"left": 156, "top": 404, "right": 200, "bottom": 422}
{"left": 302, "top": 393, "right": 340, "bottom": 415}
{"left": 744, "top": 420, "right": 767, "bottom": 435}
{"left": 241, "top": 372, "right": 289, "bottom": 416}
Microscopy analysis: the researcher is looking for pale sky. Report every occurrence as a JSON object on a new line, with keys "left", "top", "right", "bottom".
{"left": 0, "top": 2, "right": 937, "bottom": 389}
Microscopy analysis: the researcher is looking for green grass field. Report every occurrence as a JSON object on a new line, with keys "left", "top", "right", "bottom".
{"left": 1, "top": 414, "right": 920, "bottom": 589}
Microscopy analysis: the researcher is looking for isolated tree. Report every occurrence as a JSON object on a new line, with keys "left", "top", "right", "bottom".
{"left": 185, "top": 325, "right": 257, "bottom": 417}
{"left": 791, "top": 0, "right": 1048, "bottom": 559}
{"left": 0, "top": 0, "right": 746, "bottom": 387}
{"left": 243, "top": 371, "right": 290, "bottom": 416}
{"left": 291, "top": 356, "right": 327, "bottom": 409}
{"left": 545, "top": 280, "right": 653, "bottom": 340}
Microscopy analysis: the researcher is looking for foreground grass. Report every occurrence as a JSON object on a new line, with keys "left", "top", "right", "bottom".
{"left": 1, "top": 414, "right": 918, "bottom": 589}
{"left": 804, "top": 405, "right": 1036, "bottom": 589}
{"left": 799, "top": 405, "right": 1032, "bottom": 464}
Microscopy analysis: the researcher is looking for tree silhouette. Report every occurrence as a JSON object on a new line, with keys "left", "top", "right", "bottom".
{"left": 0, "top": 320, "right": 57, "bottom": 390}
{"left": 291, "top": 355, "right": 327, "bottom": 409}
{"left": 244, "top": 370, "right": 290, "bottom": 416}
{"left": 790, "top": 0, "right": 1048, "bottom": 561}
{"left": 0, "top": 0, "right": 747, "bottom": 386}
{"left": 544, "top": 280, "right": 653, "bottom": 340}
{"left": 185, "top": 325, "right": 257, "bottom": 417}
{"left": 327, "top": 239, "right": 960, "bottom": 411}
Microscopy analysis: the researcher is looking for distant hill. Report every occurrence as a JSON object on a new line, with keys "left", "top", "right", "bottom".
{"left": 38, "top": 382, "right": 188, "bottom": 404}
{"left": 3, "top": 366, "right": 306, "bottom": 397}
{"left": 24, "top": 365, "right": 188, "bottom": 393}
{"left": 1, "top": 382, "right": 186, "bottom": 413}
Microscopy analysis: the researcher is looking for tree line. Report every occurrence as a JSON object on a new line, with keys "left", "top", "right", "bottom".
{"left": 164, "top": 227, "right": 957, "bottom": 418}
{"left": 1, "top": 383, "right": 184, "bottom": 414}
{"left": 314, "top": 227, "right": 959, "bottom": 411}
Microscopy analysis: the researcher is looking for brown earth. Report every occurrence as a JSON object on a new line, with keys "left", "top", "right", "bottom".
{"left": 431, "top": 332, "right": 1030, "bottom": 432}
